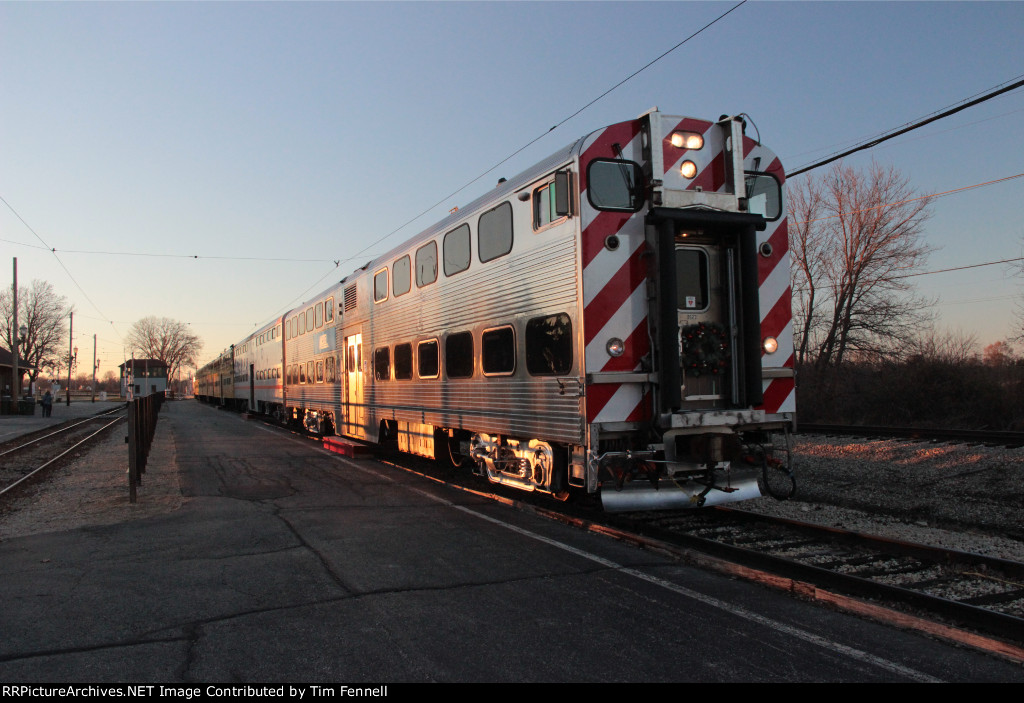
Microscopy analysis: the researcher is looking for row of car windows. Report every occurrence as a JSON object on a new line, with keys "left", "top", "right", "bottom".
{"left": 286, "top": 357, "right": 340, "bottom": 386}
{"left": 373, "top": 313, "right": 573, "bottom": 381}
{"left": 285, "top": 296, "right": 336, "bottom": 341}
{"left": 373, "top": 173, "right": 574, "bottom": 305}
{"left": 373, "top": 199, "right": 517, "bottom": 304}
{"left": 256, "top": 325, "right": 282, "bottom": 348}
{"left": 280, "top": 312, "right": 573, "bottom": 385}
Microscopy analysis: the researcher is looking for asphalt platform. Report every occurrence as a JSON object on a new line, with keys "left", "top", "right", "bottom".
{"left": 0, "top": 400, "right": 1021, "bottom": 683}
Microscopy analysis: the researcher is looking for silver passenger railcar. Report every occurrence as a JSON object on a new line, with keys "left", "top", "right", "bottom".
{"left": 198, "top": 109, "right": 796, "bottom": 510}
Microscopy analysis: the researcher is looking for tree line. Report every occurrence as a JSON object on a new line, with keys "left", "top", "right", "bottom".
{"left": 788, "top": 162, "right": 1024, "bottom": 430}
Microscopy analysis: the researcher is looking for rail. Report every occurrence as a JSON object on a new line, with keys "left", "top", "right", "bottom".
{"left": 0, "top": 409, "right": 125, "bottom": 499}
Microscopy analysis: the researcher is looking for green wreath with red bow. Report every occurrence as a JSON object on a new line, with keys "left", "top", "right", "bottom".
{"left": 680, "top": 322, "right": 730, "bottom": 377}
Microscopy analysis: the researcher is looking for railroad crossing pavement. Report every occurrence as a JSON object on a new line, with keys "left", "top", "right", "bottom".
{"left": 1, "top": 400, "right": 1022, "bottom": 682}
{"left": 0, "top": 399, "right": 126, "bottom": 443}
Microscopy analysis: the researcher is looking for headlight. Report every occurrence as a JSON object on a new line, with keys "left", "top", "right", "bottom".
{"left": 762, "top": 337, "right": 779, "bottom": 354}
{"left": 680, "top": 160, "right": 698, "bottom": 179}
{"left": 606, "top": 338, "right": 625, "bottom": 357}
{"left": 670, "top": 131, "right": 704, "bottom": 150}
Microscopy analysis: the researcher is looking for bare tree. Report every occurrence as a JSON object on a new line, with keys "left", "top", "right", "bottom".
{"left": 126, "top": 317, "right": 202, "bottom": 382}
{"left": 907, "top": 326, "right": 978, "bottom": 364}
{"left": 1011, "top": 235, "right": 1024, "bottom": 343}
{"left": 0, "top": 280, "right": 73, "bottom": 385}
{"left": 788, "top": 162, "right": 935, "bottom": 368}
{"left": 789, "top": 175, "right": 828, "bottom": 365}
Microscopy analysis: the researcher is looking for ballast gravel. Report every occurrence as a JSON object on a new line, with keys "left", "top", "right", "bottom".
{"left": 747, "top": 435, "right": 1024, "bottom": 562}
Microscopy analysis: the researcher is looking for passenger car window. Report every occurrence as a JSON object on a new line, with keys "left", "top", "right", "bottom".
{"left": 443, "top": 224, "right": 471, "bottom": 277}
{"left": 418, "top": 339, "right": 439, "bottom": 378}
{"left": 445, "top": 332, "right": 474, "bottom": 378}
{"left": 394, "top": 343, "right": 413, "bottom": 380}
{"left": 482, "top": 326, "right": 515, "bottom": 375}
{"left": 526, "top": 313, "right": 573, "bottom": 376}
{"left": 478, "top": 201, "right": 513, "bottom": 263}
{"left": 416, "top": 242, "right": 438, "bottom": 287}
{"left": 374, "top": 347, "right": 391, "bottom": 381}
{"left": 393, "top": 255, "right": 411, "bottom": 297}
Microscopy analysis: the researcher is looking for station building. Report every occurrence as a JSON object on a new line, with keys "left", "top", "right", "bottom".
{"left": 119, "top": 359, "right": 168, "bottom": 399}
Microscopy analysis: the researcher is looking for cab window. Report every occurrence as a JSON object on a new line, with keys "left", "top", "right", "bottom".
{"left": 587, "top": 159, "right": 645, "bottom": 212}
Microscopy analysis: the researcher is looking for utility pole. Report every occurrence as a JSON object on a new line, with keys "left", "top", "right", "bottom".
{"left": 66, "top": 311, "right": 73, "bottom": 406}
{"left": 91, "top": 334, "right": 97, "bottom": 402}
{"left": 11, "top": 258, "right": 18, "bottom": 401}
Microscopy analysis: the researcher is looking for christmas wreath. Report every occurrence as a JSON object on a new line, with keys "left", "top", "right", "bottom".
{"left": 679, "top": 322, "right": 730, "bottom": 376}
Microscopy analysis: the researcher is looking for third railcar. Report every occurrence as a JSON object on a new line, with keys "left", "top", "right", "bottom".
{"left": 197, "top": 109, "right": 796, "bottom": 511}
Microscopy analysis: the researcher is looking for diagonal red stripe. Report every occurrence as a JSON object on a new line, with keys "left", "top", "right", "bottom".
{"left": 581, "top": 210, "right": 636, "bottom": 269}
{"left": 585, "top": 383, "right": 619, "bottom": 424}
{"left": 759, "top": 374, "right": 795, "bottom": 414}
{"left": 688, "top": 151, "right": 727, "bottom": 192}
{"left": 758, "top": 218, "right": 789, "bottom": 286}
{"left": 584, "top": 246, "right": 647, "bottom": 345}
{"left": 760, "top": 289, "right": 793, "bottom": 343}
{"left": 599, "top": 316, "right": 651, "bottom": 373}
{"left": 626, "top": 394, "right": 651, "bottom": 423}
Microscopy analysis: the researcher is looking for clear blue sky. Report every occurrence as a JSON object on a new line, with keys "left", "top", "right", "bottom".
{"left": 3, "top": 1, "right": 1023, "bottom": 375}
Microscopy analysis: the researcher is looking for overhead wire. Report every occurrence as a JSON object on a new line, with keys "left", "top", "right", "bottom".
{"left": 0, "top": 194, "right": 122, "bottom": 342}
{"left": 788, "top": 74, "right": 1024, "bottom": 177}
{"left": 341, "top": 0, "right": 749, "bottom": 266}
{"left": 791, "top": 172, "right": 1024, "bottom": 226}
{"left": 892, "top": 257, "right": 1024, "bottom": 281}
{"left": 785, "top": 76, "right": 1024, "bottom": 162}
{"left": 269, "top": 1, "right": 750, "bottom": 315}
{"left": 791, "top": 255, "right": 1024, "bottom": 295}
{"left": 0, "top": 237, "right": 336, "bottom": 263}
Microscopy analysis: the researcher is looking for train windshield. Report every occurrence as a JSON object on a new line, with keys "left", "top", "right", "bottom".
{"left": 587, "top": 159, "right": 645, "bottom": 211}
{"left": 744, "top": 172, "right": 782, "bottom": 220}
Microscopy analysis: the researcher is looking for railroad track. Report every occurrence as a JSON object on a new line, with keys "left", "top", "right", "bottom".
{"left": 0, "top": 407, "right": 126, "bottom": 498}
{"left": 602, "top": 507, "right": 1024, "bottom": 648}
{"left": 799, "top": 423, "right": 1024, "bottom": 448}
{"left": 361, "top": 444, "right": 1024, "bottom": 656}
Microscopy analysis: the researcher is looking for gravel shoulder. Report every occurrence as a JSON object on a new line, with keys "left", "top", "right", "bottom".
{"left": 748, "top": 435, "right": 1024, "bottom": 561}
{"left": 0, "top": 417, "right": 184, "bottom": 541}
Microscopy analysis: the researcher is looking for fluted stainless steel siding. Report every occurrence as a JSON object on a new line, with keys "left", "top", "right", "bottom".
{"left": 365, "top": 215, "right": 584, "bottom": 444}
